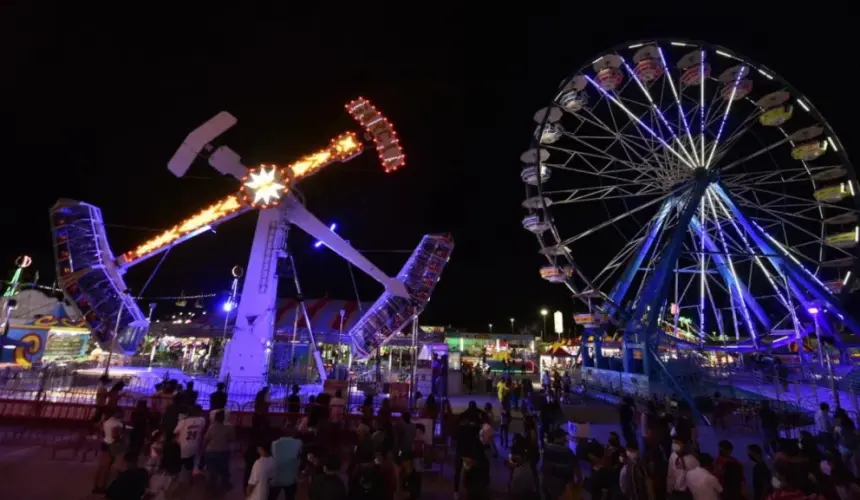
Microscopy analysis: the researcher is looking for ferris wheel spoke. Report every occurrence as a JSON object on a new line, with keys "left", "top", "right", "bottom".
{"left": 560, "top": 189, "right": 677, "bottom": 247}
{"left": 709, "top": 188, "right": 791, "bottom": 316}
{"left": 653, "top": 45, "right": 703, "bottom": 166}
{"left": 730, "top": 183, "right": 858, "bottom": 215}
{"left": 715, "top": 134, "right": 793, "bottom": 174}
{"left": 549, "top": 156, "right": 666, "bottom": 187}
{"left": 544, "top": 185, "right": 666, "bottom": 204}
{"left": 704, "top": 66, "right": 747, "bottom": 168}
{"left": 577, "top": 104, "right": 675, "bottom": 174}
{"left": 730, "top": 196, "right": 853, "bottom": 262}
{"left": 565, "top": 109, "right": 672, "bottom": 179}
{"left": 585, "top": 75, "right": 696, "bottom": 170}
{"left": 613, "top": 58, "right": 698, "bottom": 166}
{"left": 551, "top": 131, "right": 666, "bottom": 183}
{"left": 721, "top": 165, "right": 843, "bottom": 186}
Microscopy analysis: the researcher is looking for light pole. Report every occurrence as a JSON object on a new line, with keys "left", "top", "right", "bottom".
{"left": 509, "top": 317, "right": 515, "bottom": 333}
{"left": 540, "top": 309, "right": 548, "bottom": 339}
{"left": 488, "top": 323, "right": 493, "bottom": 334}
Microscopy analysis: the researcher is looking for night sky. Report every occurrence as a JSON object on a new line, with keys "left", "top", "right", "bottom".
{"left": 1, "top": 8, "right": 856, "bottom": 332}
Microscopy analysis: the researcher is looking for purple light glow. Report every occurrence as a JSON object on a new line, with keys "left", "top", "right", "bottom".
{"left": 222, "top": 301, "right": 234, "bottom": 312}
{"left": 807, "top": 306, "right": 820, "bottom": 315}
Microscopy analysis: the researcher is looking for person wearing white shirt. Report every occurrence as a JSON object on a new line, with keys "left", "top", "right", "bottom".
{"left": 246, "top": 441, "right": 275, "bottom": 500}
{"left": 173, "top": 407, "right": 206, "bottom": 482}
{"left": 92, "top": 408, "right": 126, "bottom": 494}
{"left": 666, "top": 440, "right": 686, "bottom": 495}
{"left": 682, "top": 454, "right": 722, "bottom": 500}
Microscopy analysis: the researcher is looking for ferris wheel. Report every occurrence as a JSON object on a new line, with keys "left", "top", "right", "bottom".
{"left": 522, "top": 39, "right": 860, "bottom": 354}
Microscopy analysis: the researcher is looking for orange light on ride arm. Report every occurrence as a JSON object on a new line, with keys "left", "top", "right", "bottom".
{"left": 120, "top": 132, "right": 364, "bottom": 268}
{"left": 288, "top": 132, "right": 363, "bottom": 179}
{"left": 120, "top": 195, "right": 246, "bottom": 266}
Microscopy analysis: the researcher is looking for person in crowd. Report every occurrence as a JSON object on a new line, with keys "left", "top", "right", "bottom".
{"left": 453, "top": 403, "right": 483, "bottom": 499}
{"left": 203, "top": 409, "right": 234, "bottom": 491}
{"left": 396, "top": 451, "right": 421, "bottom": 499}
{"left": 161, "top": 393, "right": 183, "bottom": 437}
{"left": 541, "top": 428, "right": 576, "bottom": 500}
{"left": 128, "top": 399, "right": 150, "bottom": 457}
{"left": 246, "top": 440, "right": 276, "bottom": 500}
{"left": 92, "top": 375, "right": 111, "bottom": 423}
{"left": 421, "top": 394, "right": 438, "bottom": 421}
{"left": 541, "top": 370, "right": 551, "bottom": 393}
{"left": 459, "top": 445, "right": 490, "bottom": 500}
{"left": 606, "top": 431, "right": 624, "bottom": 462}
{"left": 173, "top": 404, "right": 205, "bottom": 484}
{"left": 821, "top": 449, "right": 860, "bottom": 499}
{"left": 270, "top": 425, "right": 302, "bottom": 500}
{"left": 147, "top": 435, "right": 181, "bottom": 500}
{"left": 749, "top": 444, "right": 773, "bottom": 500}
{"left": 182, "top": 380, "right": 198, "bottom": 406}
{"left": 667, "top": 439, "right": 687, "bottom": 497}
{"left": 620, "top": 396, "right": 638, "bottom": 448}
{"left": 713, "top": 440, "right": 746, "bottom": 497}
{"left": 815, "top": 402, "right": 834, "bottom": 449}
{"left": 413, "top": 391, "right": 425, "bottom": 413}
{"left": 350, "top": 448, "right": 386, "bottom": 500}
{"left": 589, "top": 445, "right": 616, "bottom": 500}
{"left": 768, "top": 459, "right": 826, "bottom": 500}
{"left": 396, "top": 411, "right": 418, "bottom": 459}
{"left": 209, "top": 382, "right": 227, "bottom": 414}
{"left": 509, "top": 440, "right": 537, "bottom": 499}
{"left": 309, "top": 454, "right": 347, "bottom": 500}
{"left": 330, "top": 389, "right": 346, "bottom": 423}
{"left": 619, "top": 444, "right": 654, "bottom": 500}
{"left": 760, "top": 401, "right": 779, "bottom": 456}
{"left": 285, "top": 384, "right": 301, "bottom": 415}
{"left": 834, "top": 407, "right": 859, "bottom": 473}
{"left": 104, "top": 381, "right": 127, "bottom": 415}
{"left": 106, "top": 452, "right": 149, "bottom": 500}
{"left": 500, "top": 399, "right": 512, "bottom": 448}
{"left": 93, "top": 407, "right": 126, "bottom": 494}
{"left": 682, "top": 454, "right": 722, "bottom": 500}
{"left": 253, "top": 386, "right": 271, "bottom": 431}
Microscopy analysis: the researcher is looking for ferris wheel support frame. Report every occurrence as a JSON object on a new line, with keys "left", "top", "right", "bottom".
{"left": 713, "top": 183, "right": 860, "bottom": 339}
{"left": 625, "top": 172, "right": 713, "bottom": 373}
{"left": 688, "top": 216, "right": 772, "bottom": 332}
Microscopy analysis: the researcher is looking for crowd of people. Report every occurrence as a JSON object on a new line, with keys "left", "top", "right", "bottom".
{"left": 81, "top": 371, "right": 860, "bottom": 500}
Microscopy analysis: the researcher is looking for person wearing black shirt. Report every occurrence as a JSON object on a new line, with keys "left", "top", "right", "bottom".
{"left": 588, "top": 446, "right": 615, "bottom": 500}
{"left": 286, "top": 384, "right": 301, "bottom": 415}
{"left": 453, "top": 403, "right": 483, "bottom": 498}
{"left": 759, "top": 401, "right": 778, "bottom": 455}
{"left": 460, "top": 446, "right": 490, "bottom": 500}
{"left": 619, "top": 397, "right": 637, "bottom": 448}
{"left": 182, "top": 381, "right": 199, "bottom": 407}
{"left": 106, "top": 453, "right": 149, "bottom": 500}
{"left": 748, "top": 444, "right": 772, "bottom": 500}
{"left": 398, "top": 452, "right": 421, "bottom": 499}
{"left": 209, "top": 382, "right": 227, "bottom": 412}
{"left": 309, "top": 455, "right": 347, "bottom": 500}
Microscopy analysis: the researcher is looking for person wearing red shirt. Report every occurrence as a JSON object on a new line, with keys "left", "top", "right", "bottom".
{"left": 714, "top": 440, "right": 747, "bottom": 498}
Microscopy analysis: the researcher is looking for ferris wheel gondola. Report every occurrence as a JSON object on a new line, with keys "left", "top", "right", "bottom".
{"left": 521, "top": 39, "right": 860, "bottom": 359}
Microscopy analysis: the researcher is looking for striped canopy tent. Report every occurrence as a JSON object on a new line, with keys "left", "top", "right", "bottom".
{"left": 274, "top": 298, "right": 372, "bottom": 336}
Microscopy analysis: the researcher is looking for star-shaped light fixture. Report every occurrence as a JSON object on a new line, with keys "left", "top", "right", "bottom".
{"left": 240, "top": 165, "right": 289, "bottom": 208}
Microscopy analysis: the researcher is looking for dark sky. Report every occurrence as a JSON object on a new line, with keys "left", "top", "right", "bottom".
{"left": 1, "top": 7, "right": 856, "bottom": 331}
